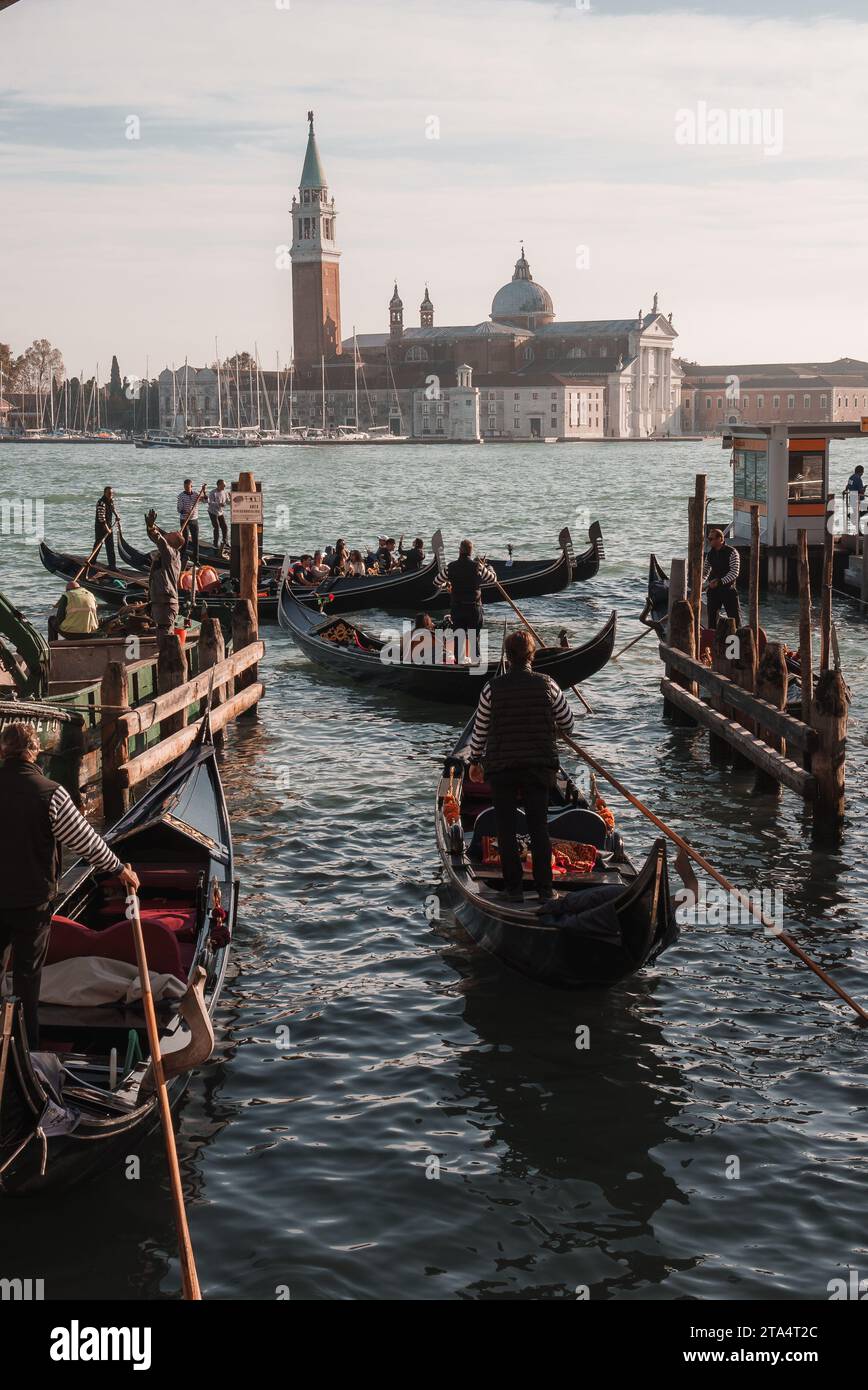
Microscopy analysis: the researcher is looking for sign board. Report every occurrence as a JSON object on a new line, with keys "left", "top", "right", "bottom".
{"left": 231, "top": 490, "right": 263, "bottom": 524}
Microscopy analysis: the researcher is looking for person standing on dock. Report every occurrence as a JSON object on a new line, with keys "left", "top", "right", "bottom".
{"left": 0, "top": 721, "right": 140, "bottom": 1049}
{"left": 145, "top": 509, "right": 183, "bottom": 635}
{"left": 467, "top": 629, "right": 573, "bottom": 903}
{"left": 845, "top": 465, "right": 866, "bottom": 531}
{"left": 177, "top": 479, "right": 203, "bottom": 565}
{"left": 207, "top": 479, "right": 230, "bottom": 551}
{"left": 704, "top": 528, "right": 741, "bottom": 627}
{"left": 94, "top": 486, "right": 120, "bottom": 569}
{"left": 444, "top": 538, "right": 496, "bottom": 660}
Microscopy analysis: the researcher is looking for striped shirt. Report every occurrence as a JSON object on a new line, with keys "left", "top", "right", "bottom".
{"left": 704, "top": 546, "right": 740, "bottom": 588}
{"left": 177, "top": 489, "right": 200, "bottom": 522}
{"left": 48, "top": 786, "right": 123, "bottom": 876}
{"left": 469, "top": 674, "right": 574, "bottom": 761}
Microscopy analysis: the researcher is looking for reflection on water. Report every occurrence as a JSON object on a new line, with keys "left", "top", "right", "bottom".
{"left": 0, "top": 440, "right": 867, "bottom": 1300}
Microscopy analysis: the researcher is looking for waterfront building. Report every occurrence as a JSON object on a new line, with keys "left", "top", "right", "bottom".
{"left": 680, "top": 359, "right": 868, "bottom": 434}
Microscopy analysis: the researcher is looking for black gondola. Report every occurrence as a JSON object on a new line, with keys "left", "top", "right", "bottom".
{"left": 278, "top": 583, "right": 617, "bottom": 703}
{"left": 0, "top": 717, "right": 236, "bottom": 1195}
{"left": 39, "top": 540, "right": 150, "bottom": 608}
{"left": 434, "top": 718, "right": 678, "bottom": 988}
{"left": 116, "top": 531, "right": 284, "bottom": 575}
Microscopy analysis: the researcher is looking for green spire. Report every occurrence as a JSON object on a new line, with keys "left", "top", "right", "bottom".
{"left": 300, "top": 109, "right": 328, "bottom": 190}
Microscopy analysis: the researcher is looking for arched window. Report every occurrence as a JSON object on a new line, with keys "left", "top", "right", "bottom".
{"left": 405, "top": 347, "right": 429, "bottom": 362}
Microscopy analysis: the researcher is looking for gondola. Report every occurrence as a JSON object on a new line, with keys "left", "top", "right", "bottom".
{"left": 278, "top": 582, "right": 617, "bottom": 703}
{"left": 434, "top": 718, "right": 678, "bottom": 988}
{"left": 0, "top": 590, "right": 50, "bottom": 699}
{"left": 116, "top": 531, "right": 284, "bottom": 576}
{"left": 39, "top": 540, "right": 151, "bottom": 608}
{"left": 428, "top": 524, "right": 599, "bottom": 608}
{"left": 0, "top": 715, "right": 236, "bottom": 1195}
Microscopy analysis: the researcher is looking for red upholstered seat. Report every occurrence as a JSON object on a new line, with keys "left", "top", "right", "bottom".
{"left": 48, "top": 914, "right": 185, "bottom": 978}
{"left": 101, "top": 864, "right": 201, "bottom": 895}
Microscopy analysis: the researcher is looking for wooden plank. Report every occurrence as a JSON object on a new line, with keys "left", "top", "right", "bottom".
{"left": 117, "top": 682, "right": 264, "bottom": 789}
{"left": 118, "top": 641, "right": 264, "bottom": 737}
{"left": 797, "top": 528, "right": 814, "bottom": 729}
{"left": 659, "top": 679, "right": 817, "bottom": 799}
{"left": 659, "top": 643, "right": 817, "bottom": 750}
{"left": 100, "top": 661, "right": 129, "bottom": 822}
{"left": 689, "top": 474, "right": 707, "bottom": 656}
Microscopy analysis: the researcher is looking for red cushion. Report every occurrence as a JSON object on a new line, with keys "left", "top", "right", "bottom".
{"left": 95, "top": 901, "right": 197, "bottom": 936}
{"left": 48, "top": 914, "right": 184, "bottom": 978}
{"left": 102, "top": 865, "right": 201, "bottom": 894}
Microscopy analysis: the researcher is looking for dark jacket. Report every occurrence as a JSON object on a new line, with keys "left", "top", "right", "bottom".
{"left": 149, "top": 533, "right": 181, "bottom": 608}
{"left": 95, "top": 495, "right": 119, "bottom": 532}
{"left": 448, "top": 555, "right": 488, "bottom": 606}
{"left": 484, "top": 668, "right": 559, "bottom": 774}
{"left": 706, "top": 543, "right": 739, "bottom": 587}
{"left": 0, "top": 761, "right": 62, "bottom": 908}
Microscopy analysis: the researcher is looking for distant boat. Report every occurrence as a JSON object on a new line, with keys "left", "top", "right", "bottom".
{"left": 135, "top": 432, "right": 193, "bottom": 449}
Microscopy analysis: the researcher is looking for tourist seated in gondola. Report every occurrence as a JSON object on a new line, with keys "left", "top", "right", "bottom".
{"left": 467, "top": 629, "right": 574, "bottom": 903}
{"left": 401, "top": 613, "right": 436, "bottom": 663}
{"left": 398, "top": 535, "right": 426, "bottom": 572}
{"left": 289, "top": 555, "right": 319, "bottom": 588}
{"left": 309, "top": 549, "right": 331, "bottom": 580}
{"left": 330, "top": 539, "right": 349, "bottom": 574}
{"left": 344, "top": 548, "right": 367, "bottom": 576}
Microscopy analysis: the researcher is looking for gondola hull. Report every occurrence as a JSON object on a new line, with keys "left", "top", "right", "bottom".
{"left": 434, "top": 722, "right": 678, "bottom": 988}
{"left": 278, "top": 584, "right": 616, "bottom": 703}
{"left": 0, "top": 725, "right": 236, "bottom": 1195}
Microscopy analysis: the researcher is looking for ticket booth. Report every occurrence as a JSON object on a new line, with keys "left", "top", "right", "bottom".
{"left": 729, "top": 425, "right": 830, "bottom": 552}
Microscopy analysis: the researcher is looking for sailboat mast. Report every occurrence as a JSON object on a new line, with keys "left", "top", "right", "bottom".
{"left": 353, "top": 326, "right": 359, "bottom": 431}
{"left": 215, "top": 338, "right": 223, "bottom": 435}
{"left": 145, "top": 354, "right": 149, "bottom": 435}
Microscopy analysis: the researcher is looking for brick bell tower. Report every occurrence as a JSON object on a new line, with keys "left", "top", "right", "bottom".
{"left": 291, "top": 111, "right": 342, "bottom": 365}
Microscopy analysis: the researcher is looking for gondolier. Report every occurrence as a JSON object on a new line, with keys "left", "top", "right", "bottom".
{"left": 445, "top": 539, "right": 496, "bottom": 657}
{"left": 146, "top": 508, "right": 183, "bottom": 635}
{"left": 177, "top": 480, "right": 203, "bottom": 565}
{"left": 704, "top": 528, "right": 741, "bottom": 627}
{"left": 467, "top": 629, "right": 574, "bottom": 903}
{"left": 207, "top": 479, "right": 230, "bottom": 550}
{"left": 94, "top": 486, "right": 120, "bottom": 569}
{"left": 0, "top": 722, "right": 139, "bottom": 1049}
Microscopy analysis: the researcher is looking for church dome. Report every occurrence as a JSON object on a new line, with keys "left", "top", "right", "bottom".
{"left": 491, "top": 248, "right": 554, "bottom": 324}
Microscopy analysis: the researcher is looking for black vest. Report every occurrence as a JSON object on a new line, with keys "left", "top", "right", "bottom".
{"left": 448, "top": 556, "right": 485, "bottom": 605}
{"left": 707, "top": 544, "right": 736, "bottom": 583}
{"left": 0, "top": 760, "right": 62, "bottom": 908}
{"left": 484, "top": 668, "right": 558, "bottom": 774}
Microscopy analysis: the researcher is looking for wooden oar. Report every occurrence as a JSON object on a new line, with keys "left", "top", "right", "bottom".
{"left": 126, "top": 875, "right": 202, "bottom": 1298}
{"left": 555, "top": 733, "right": 868, "bottom": 1024}
{"left": 490, "top": 578, "right": 595, "bottom": 716}
{"left": 179, "top": 485, "right": 208, "bottom": 539}
{"left": 612, "top": 625, "right": 657, "bottom": 662}
{"left": 73, "top": 528, "right": 112, "bottom": 584}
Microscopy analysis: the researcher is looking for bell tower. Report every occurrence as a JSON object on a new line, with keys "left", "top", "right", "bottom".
{"left": 291, "top": 111, "right": 342, "bottom": 365}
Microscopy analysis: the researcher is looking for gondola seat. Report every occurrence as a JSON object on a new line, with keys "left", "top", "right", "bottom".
{"left": 467, "top": 806, "right": 528, "bottom": 862}
{"left": 47, "top": 913, "right": 185, "bottom": 979}
{"left": 546, "top": 808, "right": 611, "bottom": 850}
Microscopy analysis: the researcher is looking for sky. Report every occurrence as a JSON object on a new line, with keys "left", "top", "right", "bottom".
{"left": 1, "top": 0, "right": 867, "bottom": 377}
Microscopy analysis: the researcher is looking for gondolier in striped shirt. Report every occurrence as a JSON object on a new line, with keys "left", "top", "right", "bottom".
{"left": 468, "top": 629, "right": 574, "bottom": 903}
{"left": 177, "top": 479, "right": 204, "bottom": 565}
{"left": 704, "top": 528, "right": 741, "bottom": 628}
{"left": 442, "top": 539, "right": 496, "bottom": 662}
{"left": 0, "top": 722, "right": 140, "bottom": 1049}
{"left": 94, "top": 486, "right": 120, "bottom": 570}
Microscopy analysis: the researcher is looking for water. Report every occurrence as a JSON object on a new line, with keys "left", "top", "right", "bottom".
{"left": 2, "top": 439, "right": 867, "bottom": 1301}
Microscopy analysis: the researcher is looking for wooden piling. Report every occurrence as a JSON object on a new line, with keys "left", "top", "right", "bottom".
{"left": 810, "top": 668, "right": 849, "bottom": 840}
{"left": 688, "top": 474, "right": 707, "bottom": 659}
{"left": 100, "top": 660, "right": 130, "bottom": 822}
{"left": 157, "top": 632, "right": 188, "bottom": 738}
{"left": 729, "top": 626, "right": 758, "bottom": 770}
{"left": 754, "top": 641, "right": 788, "bottom": 796}
{"left": 664, "top": 597, "right": 696, "bottom": 723}
{"left": 198, "top": 614, "right": 226, "bottom": 743}
{"left": 820, "top": 498, "right": 834, "bottom": 671}
{"left": 232, "top": 470, "right": 261, "bottom": 720}
{"left": 797, "top": 528, "right": 814, "bottom": 733}
{"left": 748, "top": 503, "right": 761, "bottom": 651}
{"left": 709, "top": 618, "right": 737, "bottom": 765}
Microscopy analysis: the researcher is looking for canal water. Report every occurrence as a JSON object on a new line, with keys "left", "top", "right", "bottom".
{"left": 1, "top": 439, "right": 867, "bottom": 1301}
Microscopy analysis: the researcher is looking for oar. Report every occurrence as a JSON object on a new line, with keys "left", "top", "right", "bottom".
{"left": 179, "top": 485, "right": 208, "bottom": 539}
{"left": 73, "top": 528, "right": 112, "bottom": 583}
{"left": 125, "top": 874, "right": 202, "bottom": 1298}
{"left": 490, "top": 578, "right": 595, "bottom": 716}
{"left": 612, "top": 625, "right": 657, "bottom": 662}
{"left": 555, "top": 734, "right": 868, "bottom": 1024}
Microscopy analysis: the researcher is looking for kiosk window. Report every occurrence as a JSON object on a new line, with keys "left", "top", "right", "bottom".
{"left": 734, "top": 449, "right": 768, "bottom": 502}
{"left": 787, "top": 451, "right": 825, "bottom": 501}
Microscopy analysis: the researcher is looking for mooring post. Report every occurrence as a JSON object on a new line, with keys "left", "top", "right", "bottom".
{"left": 749, "top": 503, "right": 760, "bottom": 651}
{"left": 688, "top": 474, "right": 707, "bottom": 660}
{"left": 820, "top": 498, "right": 834, "bottom": 671}
{"left": 708, "top": 617, "right": 737, "bottom": 766}
{"left": 232, "top": 470, "right": 261, "bottom": 720}
{"left": 157, "top": 632, "right": 188, "bottom": 738}
{"left": 101, "top": 660, "right": 130, "bottom": 822}
{"left": 729, "top": 625, "right": 758, "bottom": 771}
{"left": 754, "top": 641, "right": 788, "bottom": 797}
{"left": 198, "top": 614, "right": 226, "bottom": 745}
{"left": 664, "top": 597, "right": 696, "bottom": 724}
{"left": 810, "top": 668, "right": 849, "bottom": 841}
{"left": 797, "top": 529, "right": 814, "bottom": 740}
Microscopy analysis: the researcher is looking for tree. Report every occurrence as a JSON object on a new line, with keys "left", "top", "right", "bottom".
{"left": 106, "top": 353, "right": 128, "bottom": 428}
{"left": 212, "top": 351, "right": 256, "bottom": 374}
{"left": 15, "top": 338, "right": 64, "bottom": 393}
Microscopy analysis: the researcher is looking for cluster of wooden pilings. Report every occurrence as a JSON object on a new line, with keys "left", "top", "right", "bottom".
{"left": 659, "top": 474, "right": 849, "bottom": 843}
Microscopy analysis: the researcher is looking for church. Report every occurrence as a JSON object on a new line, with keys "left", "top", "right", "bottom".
{"left": 290, "top": 113, "right": 683, "bottom": 440}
